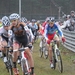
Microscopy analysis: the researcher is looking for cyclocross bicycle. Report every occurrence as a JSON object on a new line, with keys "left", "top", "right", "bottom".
{"left": 4, "top": 46, "right": 13, "bottom": 75}
{"left": 39, "top": 37, "right": 48, "bottom": 59}
{"left": 14, "top": 47, "right": 31, "bottom": 75}
{"left": 51, "top": 40, "right": 63, "bottom": 73}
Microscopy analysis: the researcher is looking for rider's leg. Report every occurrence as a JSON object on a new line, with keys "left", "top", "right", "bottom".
{"left": 0, "top": 40, "right": 7, "bottom": 62}
{"left": 13, "top": 42, "right": 20, "bottom": 74}
{"left": 53, "top": 34, "right": 60, "bottom": 48}
{"left": 48, "top": 45, "right": 53, "bottom": 62}
{"left": 25, "top": 48, "right": 34, "bottom": 74}
{"left": 47, "top": 44, "right": 54, "bottom": 68}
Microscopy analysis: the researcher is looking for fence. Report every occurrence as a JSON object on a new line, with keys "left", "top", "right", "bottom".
{"left": 0, "top": 0, "right": 59, "bottom": 20}
{"left": 62, "top": 29, "right": 75, "bottom": 52}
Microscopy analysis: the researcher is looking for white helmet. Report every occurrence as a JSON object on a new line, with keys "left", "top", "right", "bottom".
{"left": 31, "top": 19, "right": 36, "bottom": 22}
{"left": 45, "top": 17, "right": 50, "bottom": 22}
{"left": 2, "top": 16, "right": 10, "bottom": 26}
{"left": 21, "top": 17, "right": 27, "bottom": 23}
{"left": 9, "top": 13, "right": 20, "bottom": 20}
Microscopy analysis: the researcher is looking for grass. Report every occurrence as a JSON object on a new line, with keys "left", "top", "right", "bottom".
{"left": 0, "top": 39, "right": 75, "bottom": 75}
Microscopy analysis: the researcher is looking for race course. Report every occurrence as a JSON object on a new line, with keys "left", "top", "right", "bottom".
{"left": 0, "top": 39, "right": 75, "bottom": 75}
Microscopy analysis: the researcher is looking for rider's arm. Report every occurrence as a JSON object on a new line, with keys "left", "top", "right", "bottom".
{"left": 29, "top": 28, "right": 34, "bottom": 40}
{"left": 44, "top": 25, "right": 48, "bottom": 40}
{"left": 0, "top": 35, "right": 3, "bottom": 42}
{"left": 56, "top": 24, "right": 64, "bottom": 37}
{"left": 0, "top": 27, "right": 6, "bottom": 42}
{"left": 21, "top": 22, "right": 30, "bottom": 31}
{"left": 23, "top": 22, "right": 34, "bottom": 40}
{"left": 8, "top": 26, "right": 13, "bottom": 46}
{"left": 60, "top": 21, "right": 66, "bottom": 29}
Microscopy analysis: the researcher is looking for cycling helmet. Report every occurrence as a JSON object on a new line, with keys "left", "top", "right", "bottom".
{"left": 2, "top": 16, "right": 10, "bottom": 26}
{"left": 45, "top": 17, "right": 50, "bottom": 22}
{"left": 71, "top": 10, "right": 75, "bottom": 13}
{"left": 9, "top": 13, "right": 20, "bottom": 20}
{"left": 31, "top": 19, "right": 36, "bottom": 22}
{"left": 50, "top": 18, "right": 55, "bottom": 22}
{"left": 21, "top": 17, "right": 27, "bottom": 23}
{"left": 66, "top": 15, "right": 71, "bottom": 18}
{"left": 37, "top": 20, "right": 40, "bottom": 24}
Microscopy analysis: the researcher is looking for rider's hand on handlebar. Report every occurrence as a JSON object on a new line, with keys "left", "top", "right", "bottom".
{"left": 62, "top": 37, "right": 66, "bottom": 43}
{"left": 46, "top": 39, "right": 51, "bottom": 44}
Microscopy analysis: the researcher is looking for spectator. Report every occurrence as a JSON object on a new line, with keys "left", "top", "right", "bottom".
{"left": 68, "top": 19, "right": 75, "bottom": 31}
{"left": 61, "top": 15, "right": 71, "bottom": 30}
{"left": 62, "top": 15, "right": 75, "bottom": 31}
{"left": 70, "top": 10, "right": 75, "bottom": 20}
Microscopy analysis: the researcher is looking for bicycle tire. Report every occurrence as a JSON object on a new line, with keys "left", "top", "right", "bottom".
{"left": 8, "top": 68, "right": 13, "bottom": 75}
{"left": 56, "top": 51, "right": 63, "bottom": 73}
{"left": 52, "top": 48, "right": 56, "bottom": 69}
{"left": 21, "top": 59, "right": 30, "bottom": 75}
{"left": 8, "top": 58, "right": 13, "bottom": 75}
{"left": 39, "top": 47, "right": 43, "bottom": 57}
{"left": 43, "top": 48, "right": 48, "bottom": 59}
{"left": 5, "top": 48, "right": 13, "bottom": 75}
{"left": 5, "top": 59, "right": 13, "bottom": 75}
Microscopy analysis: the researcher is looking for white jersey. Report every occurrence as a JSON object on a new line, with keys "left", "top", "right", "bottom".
{"left": 0, "top": 26, "right": 8, "bottom": 37}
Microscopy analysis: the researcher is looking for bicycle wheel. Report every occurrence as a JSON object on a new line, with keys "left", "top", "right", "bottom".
{"left": 8, "top": 67, "right": 13, "bottom": 75}
{"left": 52, "top": 48, "right": 56, "bottom": 69}
{"left": 56, "top": 50, "right": 63, "bottom": 73}
{"left": 39, "top": 47, "right": 43, "bottom": 57}
{"left": 6, "top": 59, "right": 13, "bottom": 75}
{"left": 43, "top": 48, "right": 48, "bottom": 59}
{"left": 21, "top": 59, "right": 30, "bottom": 75}
{"left": 5, "top": 49, "right": 13, "bottom": 75}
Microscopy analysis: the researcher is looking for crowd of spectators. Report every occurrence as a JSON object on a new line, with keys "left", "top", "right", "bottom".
{"left": 61, "top": 10, "right": 75, "bottom": 31}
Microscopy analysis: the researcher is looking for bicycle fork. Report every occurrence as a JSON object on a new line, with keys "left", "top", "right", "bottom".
{"left": 54, "top": 43, "right": 59, "bottom": 62}
{"left": 21, "top": 51, "right": 30, "bottom": 72}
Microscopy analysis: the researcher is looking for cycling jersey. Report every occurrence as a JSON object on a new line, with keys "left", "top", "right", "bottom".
{"left": 42, "top": 21, "right": 47, "bottom": 28}
{"left": 0, "top": 26, "right": 8, "bottom": 42}
{"left": 44, "top": 24, "right": 63, "bottom": 40}
{"left": 8, "top": 23, "right": 28, "bottom": 47}
{"left": 11, "top": 24, "right": 26, "bottom": 36}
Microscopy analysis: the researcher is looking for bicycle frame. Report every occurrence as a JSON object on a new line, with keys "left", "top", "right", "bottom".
{"left": 51, "top": 40, "right": 63, "bottom": 73}
{"left": 4, "top": 46, "right": 13, "bottom": 75}
{"left": 53, "top": 41, "right": 59, "bottom": 61}
{"left": 39, "top": 37, "right": 48, "bottom": 59}
{"left": 18, "top": 47, "right": 30, "bottom": 75}
{"left": 21, "top": 50, "right": 29, "bottom": 72}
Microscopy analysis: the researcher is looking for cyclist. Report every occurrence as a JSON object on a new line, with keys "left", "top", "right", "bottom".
{"left": 42, "top": 17, "right": 50, "bottom": 27}
{"left": 44, "top": 19, "right": 66, "bottom": 68}
{"left": 8, "top": 13, "right": 35, "bottom": 75}
{"left": 28, "top": 19, "right": 38, "bottom": 42}
{"left": 0, "top": 19, "right": 2, "bottom": 27}
{"left": 0, "top": 16, "right": 10, "bottom": 64}
{"left": 39, "top": 18, "right": 50, "bottom": 50}
{"left": 21, "top": 16, "right": 34, "bottom": 51}
{"left": 36, "top": 20, "right": 41, "bottom": 35}
{"left": 40, "top": 17, "right": 50, "bottom": 37}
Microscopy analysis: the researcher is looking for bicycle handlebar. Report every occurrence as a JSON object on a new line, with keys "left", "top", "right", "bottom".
{"left": 13, "top": 47, "right": 29, "bottom": 52}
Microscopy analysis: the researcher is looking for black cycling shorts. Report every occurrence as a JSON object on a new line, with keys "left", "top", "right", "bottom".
{"left": 13, "top": 35, "right": 28, "bottom": 47}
